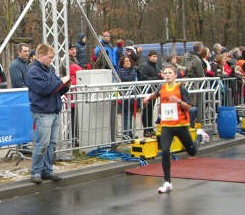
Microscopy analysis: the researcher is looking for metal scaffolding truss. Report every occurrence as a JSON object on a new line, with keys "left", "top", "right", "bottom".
{"left": 40, "top": 0, "right": 69, "bottom": 75}
{"left": 0, "top": 0, "right": 119, "bottom": 80}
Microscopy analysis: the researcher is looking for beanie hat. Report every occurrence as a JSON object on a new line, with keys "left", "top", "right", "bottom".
{"left": 125, "top": 40, "right": 134, "bottom": 46}
{"left": 125, "top": 46, "right": 136, "bottom": 54}
{"left": 221, "top": 48, "right": 229, "bottom": 54}
{"left": 148, "top": 49, "right": 158, "bottom": 56}
{"left": 69, "top": 44, "right": 76, "bottom": 49}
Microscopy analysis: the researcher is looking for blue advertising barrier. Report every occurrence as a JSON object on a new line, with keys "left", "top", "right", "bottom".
{"left": 0, "top": 88, "right": 33, "bottom": 147}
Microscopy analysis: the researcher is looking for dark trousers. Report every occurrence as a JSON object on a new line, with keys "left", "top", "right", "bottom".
{"left": 142, "top": 99, "right": 155, "bottom": 134}
{"left": 160, "top": 126, "right": 197, "bottom": 182}
{"left": 71, "top": 107, "right": 78, "bottom": 139}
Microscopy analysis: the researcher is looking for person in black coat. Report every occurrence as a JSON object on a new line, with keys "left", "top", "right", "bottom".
{"left": 138, "top": 50, "right": 162, "bottom": 137}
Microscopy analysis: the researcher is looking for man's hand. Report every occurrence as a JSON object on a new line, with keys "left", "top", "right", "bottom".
{"left": 61, "top": 76, "right": 71, "bottom": 84}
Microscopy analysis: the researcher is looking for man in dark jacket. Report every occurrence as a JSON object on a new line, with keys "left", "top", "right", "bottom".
{"left": 9, "top": 43, "right": 30, "bottom": 88}
{"left": 138, "top": 50, "right": 162, "bottom": 137}
{"left": 27, "top": 44, "right": 70, "bottom": 184}
{"left": 181, "top": 41, "right": 205, "bottom": 78}
{"left": 181, "top": 41, "right": 205, "bottom": 124}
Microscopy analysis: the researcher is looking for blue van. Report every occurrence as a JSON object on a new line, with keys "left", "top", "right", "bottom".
{"left": 134, "top": 42, "right": 195, "bottom": 66}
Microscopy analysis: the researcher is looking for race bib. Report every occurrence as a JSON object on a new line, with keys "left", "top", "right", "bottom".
{"left": 161, "top": 103, "right": 178, "bottom": 121}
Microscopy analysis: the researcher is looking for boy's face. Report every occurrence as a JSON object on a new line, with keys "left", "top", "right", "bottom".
{"left": 161, "top": 67, "right": 177, "bottom": 82}
{"left": 148, "top": 54, "right": 158, "bottom": 63}
{"left": 69, "top": 47, "right": 77, "bottom": 58}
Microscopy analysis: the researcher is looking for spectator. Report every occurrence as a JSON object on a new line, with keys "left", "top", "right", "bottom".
{"left": 200, "top": 47, "right": 214, "bottom": 77}
{"left": 118, "top": 55, "right": 137, "bottom": 139}
{"left": 181, "top": 41, "right": 205, "bottom": 125}
{"left": 165, "top": 54, "right": 186, "bottom": 78}
{"left": 209, "top": 43, "right": 223, "bottom": 62}
{"left": 181, "top": 41, "right": 205, "bottom": 78}
{"left": 9, "top": 43, "right": 30, "bottom": 88}
{"left": 222, "top": 48, "right": 238, "bottom": 73}
{"left": 93, "top": 31, "right": 114, "bottom": 69}
{"left": 9, "top": 43, "right": 31, "bottom": 151}
{"left": 138, "top": 50, "right": 162, "bottom": 137}
{"left": 27, "top": 44, "right": 70, "bottom": 184}
{"left": 75, "top": 33, "right": 90, "bottom": 69}
{"left": 124, "top": 46, "right": 141, "bottom": 68}
{"left": 230, "top": 47, "right": 242, "bottom": 62}
{"left": 68, "top": 44, "right": 83, "bottom": 143}
{"left": 69, "top": 44, "right": 83, "bottom": 84}
{"left": 211, "top": 54, "right": 232, "bottom": 77}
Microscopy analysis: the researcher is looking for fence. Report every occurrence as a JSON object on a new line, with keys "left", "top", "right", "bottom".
{"left": 56, "top": 77, "right": 222, "bottom": 156}
{"left": 1, "top": 76, "right": 243, "bottom": 161}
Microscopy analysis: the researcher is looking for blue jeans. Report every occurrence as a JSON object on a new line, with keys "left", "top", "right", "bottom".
{"left": 31, "top": 113, "right": 60, "bottom": 177}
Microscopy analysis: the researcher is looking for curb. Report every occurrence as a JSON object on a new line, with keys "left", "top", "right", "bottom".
{"left": 0, "top": 136, "right": 245, "bottom": 200}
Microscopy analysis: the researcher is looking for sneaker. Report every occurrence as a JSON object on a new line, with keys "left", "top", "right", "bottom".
{"left": 196, "top": 128, "right": 209, "bottom": 143}
{"left": 31, "top": 175, "right": 42, "bottom": 184}
{"left": 41, "top": 174, "right": 62, "bottom": 181}
{"left": 158, "top": 181, "right": 173, "bottom": 193}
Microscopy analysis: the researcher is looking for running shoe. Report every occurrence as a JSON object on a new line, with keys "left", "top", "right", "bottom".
{"left": 158, "top": 181, "right": 173, "bottom": 193}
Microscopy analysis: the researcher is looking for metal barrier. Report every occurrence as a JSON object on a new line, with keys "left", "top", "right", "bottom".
{"left": 221, "top": 77, "right": 243, "bottom": 106}
{"left": 56, "top": 77, "right": 222, "bottom": 156}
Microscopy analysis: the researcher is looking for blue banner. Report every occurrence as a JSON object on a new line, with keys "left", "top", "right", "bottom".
{"left": 0, "top": 89, "right": 33, "bottom": 146}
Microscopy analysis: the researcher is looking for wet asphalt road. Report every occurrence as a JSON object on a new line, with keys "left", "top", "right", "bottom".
{"left": 0, "top": 144, "right": 245, "bottom": 215}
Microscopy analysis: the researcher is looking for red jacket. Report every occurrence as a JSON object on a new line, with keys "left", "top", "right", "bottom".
{"left": 70, "top": 63, "right": 83, "bottom": 85}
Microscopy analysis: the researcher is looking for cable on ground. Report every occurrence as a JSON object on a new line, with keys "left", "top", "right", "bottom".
{"left": 87, "top": 146, "right": 148, "bottom": 166}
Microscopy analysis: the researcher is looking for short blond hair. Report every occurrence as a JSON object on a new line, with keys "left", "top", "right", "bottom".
{"left": 36, "top": 44, "right": 54, "bottom": 57}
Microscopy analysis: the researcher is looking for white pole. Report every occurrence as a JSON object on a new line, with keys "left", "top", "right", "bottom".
{"left": 166, "top": 17, "right": 169, "bottom": 40}
{"left": 0, "top": 0, "right": 35, "bottom": 54}
{"left": 182, "top": 0, "right": 186, "bottom": 41}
